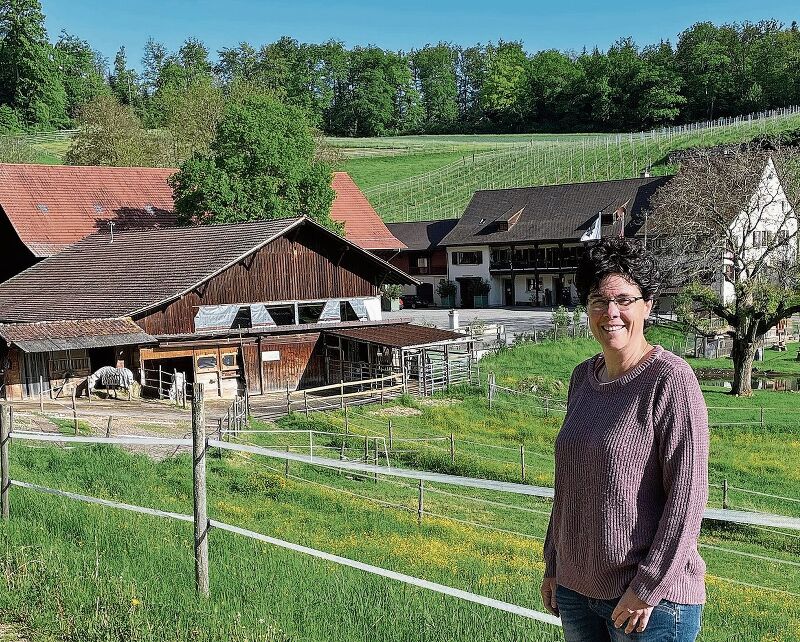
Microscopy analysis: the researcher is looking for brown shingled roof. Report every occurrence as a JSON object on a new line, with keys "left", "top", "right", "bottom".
{"left": 0, "top": 216, "right": 414, "bottom": 323}
{"left": 0, "top": 317, "right": 155, "bottom": 352}
{"left": 325, "top": 323, "right": 467, "bottom": 348}
{"left": 0, "top": 163, "right": 176, "bottom": 257}
{"left": 331, "top": 172, "right": 406, "bottom": 251}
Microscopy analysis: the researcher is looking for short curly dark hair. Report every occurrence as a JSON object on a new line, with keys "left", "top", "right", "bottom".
{"left": 575, "top": 237, "right": 661, "bottom": 305}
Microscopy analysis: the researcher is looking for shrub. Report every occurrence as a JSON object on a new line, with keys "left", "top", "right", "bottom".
{"left": 436, "top": 279, "right": 457, "bottom": 298}
{"left": 551, "top": 305, "right": 570, "bottom": 328}
{"left": 381, "top": 284, "right": 404, "bottom": 299}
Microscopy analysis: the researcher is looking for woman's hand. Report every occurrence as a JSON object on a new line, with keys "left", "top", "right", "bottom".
{"left": 611, "top": 587, "right": 654, "bottom": 633}
{"left": 539, "top": 577, "right": 559, "bottom": 616}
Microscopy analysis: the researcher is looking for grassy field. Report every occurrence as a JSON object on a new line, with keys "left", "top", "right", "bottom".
{"left": 2, "top": 336, "right": 799, "bottom": 641}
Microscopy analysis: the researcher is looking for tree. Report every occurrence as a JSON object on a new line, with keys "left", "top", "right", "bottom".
{"left": 54, "top": 31, "right": 109, "bottom": 119}
{"left": 0, "top": 0, "right": 68, "bottom": 128}
{"left": 479, "top": 41, "right": 527, "bottom": 129}
{"left": 109, "top": 46, "right": 142, "bottom": 108}
{"left": 65, "top": 93, "right": 157, "bottom": 166}
{"left": 523, "top": 49, "right": 581, "bottom": 128}
{"left": 411, "top": 43, "right": 459, "bottom": 131}
{"left": 635, "top": 41, "right": 685, "bottom": 127}
{"left": 141, "top": 37, "right": 168, "bottom": 95}
{"left": 650, "top": 146, "right": 800, "bottom": 396}
{"left": 169, "top": 92, "right": 337, "bottom": 230}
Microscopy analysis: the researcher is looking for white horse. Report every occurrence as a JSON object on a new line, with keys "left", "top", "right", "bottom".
{"left": 87, "top": 366, "right": 135, "bottom": 398}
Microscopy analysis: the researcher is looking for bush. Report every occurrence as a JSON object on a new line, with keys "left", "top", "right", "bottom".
{"left": 475, "top": 278, "right": 491, "bottom": 295}
{"left": 572, "top": 304, "right": 586, "bottom": 327}
{"left": 381, "top": 284, "right": 404, "bottom": 299}
{"left": 436, "top": 279, "right": 457, "bottom": 298}
{"left": 551, "top": 305, "right": 570, "bottom": 328}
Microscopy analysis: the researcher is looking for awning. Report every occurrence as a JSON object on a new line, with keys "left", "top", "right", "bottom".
{"left": 324, "top": 323, "right": 469, "bottom": 349}
{"left": 0, "top": 318, "right": 156, "bottom": 353}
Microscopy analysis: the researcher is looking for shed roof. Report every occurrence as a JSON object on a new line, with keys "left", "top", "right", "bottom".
{"left": 0, "top": 163, "right": 175, "bottom": 257}
{"left": 0, "top": 317, "right": 155, "bottom": 352}
{"left": 0, "top": 216, "right": 415, "bottom": 323}
{"left": 386, "top": 219, "right": 459, "bottom": 251}
{"left": 330, "top": 172, "right": 406, "bottom": 251}
{"left": 441, "top": 176, "right": 673, "bottom": 246}
{"left": 325, "top": 323, "right": 467, "bottom": 348}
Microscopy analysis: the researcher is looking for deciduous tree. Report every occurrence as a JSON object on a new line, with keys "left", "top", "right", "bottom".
{"left": 170, "top": 92, "right": 337, "bottom": 230}
{"left": 650, "top": 146, "right": 800, "bottom": 396}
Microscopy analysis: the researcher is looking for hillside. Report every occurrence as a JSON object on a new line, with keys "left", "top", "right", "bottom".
{"left": 349, "top": 108, "right": 800, "bottom": 222}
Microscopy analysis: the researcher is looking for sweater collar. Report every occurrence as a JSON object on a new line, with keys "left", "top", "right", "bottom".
{"left": 588, "top": 345, "right": 664, "bottom": 392}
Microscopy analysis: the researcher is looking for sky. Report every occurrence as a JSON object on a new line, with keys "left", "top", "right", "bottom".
{"left": 42, "top": 0, "right": 799, "bottom": 71}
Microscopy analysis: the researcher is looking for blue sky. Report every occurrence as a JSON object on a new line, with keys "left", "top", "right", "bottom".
{"left": 42, "top": 0, "right": 799, "bottom": 71}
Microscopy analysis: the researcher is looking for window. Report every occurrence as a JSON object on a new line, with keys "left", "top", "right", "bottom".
{"left": 196, "top": 354, "right": 218, "bottom": 370}
{"left": 452, "top": 251, "right": 483, "bottom": 265}
{"left": 267, "top": 305, "right": 295, "bottom": 326}
{"left": 231, "top": 306, "right": 252, "bottom": 329}
{"left": 777, "top": 230, "right": 789, "bottom": 244}
{"left": 220, "top": 352, "right": 238, "bottom": 370}
{"left": 340, "top": 301, "right": 360, "bottom": 321}
{"left": 416, "top": 256, "right": 428, "bottom": 268}
{"left": 526, "top": 278, "right": 540, "bottom": 292}
{"left": 298, "top": 303, "right": 324, "bottom": 324}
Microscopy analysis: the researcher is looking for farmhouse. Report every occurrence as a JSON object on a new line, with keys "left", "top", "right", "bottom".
{"left": 0, "top": 164, "right": 405, "bottom": 283}
{"left": 385, "top": 219, "right": 458, "bottom": 306}
{"left": 0, "top": 216, "right": 467, "bottom": 401}
{"left": 439, "top": 176, "right": 672, "bottom": 307}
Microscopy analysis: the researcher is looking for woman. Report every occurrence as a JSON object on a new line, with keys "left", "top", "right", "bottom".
{"left": 539, "top": 237, "right": 709, "bottom": 641}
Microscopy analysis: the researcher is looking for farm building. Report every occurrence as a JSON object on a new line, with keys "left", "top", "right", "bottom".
{"left": 440, "top": 176, "right": 672, "bottom": 307}
{"left": 0, "top": 164, "right": 405, "bottom": 283}
{"left": 0, "top": 216, "right": 468, "bottom": 401}
{"left": 386, "top": 219, "right": 458, "bottom": 306}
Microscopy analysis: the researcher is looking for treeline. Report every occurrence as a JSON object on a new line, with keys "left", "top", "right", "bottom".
{"left": 2, "top": 0, "right": 800, "bottom": 136}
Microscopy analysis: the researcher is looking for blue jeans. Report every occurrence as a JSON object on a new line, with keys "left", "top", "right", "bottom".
{"left": 556, "top": 584, "right": 703, "bottom": 642}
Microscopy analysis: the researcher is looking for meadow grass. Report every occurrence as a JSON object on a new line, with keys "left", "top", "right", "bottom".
{"left": 338, "top": 151, "right": 469, "bottom": 191}
{"left": 2, "top": 441, "right": 799, "bottom": 642}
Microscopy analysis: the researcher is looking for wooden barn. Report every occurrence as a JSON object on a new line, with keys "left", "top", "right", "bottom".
{"left": 0, "top": 216, "right": 467, "bottom": 401}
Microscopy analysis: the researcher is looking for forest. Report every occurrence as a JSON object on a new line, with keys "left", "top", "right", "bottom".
{"left": 2, "top": 0, "right": 800, "bottom": 137}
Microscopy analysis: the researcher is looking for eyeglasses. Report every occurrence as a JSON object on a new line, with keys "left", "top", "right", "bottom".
{"left": 587, "top": 296, "right": 645, "bottom": 312}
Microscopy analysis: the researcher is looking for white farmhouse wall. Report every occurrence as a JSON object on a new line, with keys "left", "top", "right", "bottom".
{"left": 448, "top": 245, "right": 491, "bottom": 303}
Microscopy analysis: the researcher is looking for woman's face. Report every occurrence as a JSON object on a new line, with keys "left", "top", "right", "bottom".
{"left": 587, "top": 274, "right": 653, "bottom": 355}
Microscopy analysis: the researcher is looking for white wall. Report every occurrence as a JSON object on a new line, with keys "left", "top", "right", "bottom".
{"left": 448, "top": 246, "right": 491, "bottom": 304}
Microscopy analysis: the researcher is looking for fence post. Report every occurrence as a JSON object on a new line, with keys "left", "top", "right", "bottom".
{"left": 449, "top": 432, "right": 455, "bottom": 465}
{"left": 174, "top": 369, "right": 179, "bottom": 406}
{"left": 87, "top": 376, "right": 92, "bottom": 403}
{"left": 520, "top": 444, "right": 526, "bottom": 482}
{"left": 417, "top": 478, "right": 424, "bottom": 525}
{"left": 191, "top": 382, "right": 210, "bottom": 597}
{"left": 285, "top": 445, "right": 290, "bottom": 479}
{"left": 388, "top": 419, "right": 393, "bottom": 451}
{"left": 488, "top": 372, "right": 494, "bottom": 410}
{"left": 286, "top": 380, "right": 291, "bottom": 414}
{"left": 106, "top": 416, "right": 112, "bottom": 438}
{"left": 344, "top": 402, "right": 349, "bottom": 432}
{"left": 373, "top": 437, "right": 378, "bottom": 483}
{"left": 304, "top": 391, "right": 309, "bottom": 418}
{"left": 39, "top": 376, "right": 44, "bottom": 412}
{"left": 363, "top": 436, "right": 369, "bottom": 464}
{"left": 1, "top": 404, "right": 10, "bottom": 520}
{"left": 217, "top": 418, "right": 223, "bottom": 458}
{"left": 544, "top": 397, "right": 550, "bottom": 417}
{"left": 182, "top": 373, "right": 188, "bottom": 409}
{"left": 340, "top": 380, "right": 345, "bottom": 410}
{"left": 760, "top": 407, "right": 764, "bottom": 428}
{"left": 309, "top": 431, "right": 314, "bottom": 459}
{"left": 158, "top": 365, "right": 163, "bottom": 400}
{"left": 71, "top": 387, "right": 78, "bottom": 435}
{"left": 722, "top": 478, "right": 729, "bottom": 509}
{"left": 227, "top": 406, "right": 232, "bottom": 437}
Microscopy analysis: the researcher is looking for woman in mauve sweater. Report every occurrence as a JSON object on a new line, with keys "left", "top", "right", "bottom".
{"left": 539, "top": 238, "right": 709, "bottom": 641}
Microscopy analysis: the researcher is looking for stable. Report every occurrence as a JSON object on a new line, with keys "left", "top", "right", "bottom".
{"left": 0, "top": 216, "right": 466, "bottom": 401}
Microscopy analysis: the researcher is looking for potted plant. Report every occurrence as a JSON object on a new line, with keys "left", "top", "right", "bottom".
{"left": 474, "top": 278, "right": 491, "bottom": 308}
{"left": 436, "top": 279, "right": 457, "bottom": 308}
{"left": 381, "top": 284, "right": 404, "bottom": 311}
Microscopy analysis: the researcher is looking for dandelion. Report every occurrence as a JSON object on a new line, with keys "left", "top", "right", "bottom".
{"left": 131, "top": 598, "right": 142, "bottom": 607}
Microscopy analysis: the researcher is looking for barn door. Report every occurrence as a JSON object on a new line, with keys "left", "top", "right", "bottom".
{"left": 241, "top": 343, "right": 262, "bottom": 395}
{"left": 23, "top": 352, "right": 48, "bottom": 399}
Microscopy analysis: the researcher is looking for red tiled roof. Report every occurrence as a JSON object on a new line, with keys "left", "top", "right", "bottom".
{"left": 0, "top": 165, "right": 404, "bottom": 257}
{"left": 0, "top": 164, "right": 176, "bottom": 257}
{"left": 330, "top": 172, "right": 406, "bottom": 251}
{"left": 0, "top": 317, "right": 155, "bottom": 352}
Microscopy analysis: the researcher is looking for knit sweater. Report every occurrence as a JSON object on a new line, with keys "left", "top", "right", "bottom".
{"left": 543, "top": 346, "right": 709, "bottom": 606}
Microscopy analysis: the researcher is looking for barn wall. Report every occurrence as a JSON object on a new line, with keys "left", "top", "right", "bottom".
{"left": 136, "top": 230, "right": 380, "bottom": 336}
{"left": 258, "top": 332, "right": 325, "bottom": 392}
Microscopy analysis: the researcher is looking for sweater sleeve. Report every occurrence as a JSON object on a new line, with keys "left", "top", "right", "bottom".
{"left": 627, "top": 365, "right": 709, "bottom": 606}
{"left": 542, "top": 364, "right": 584, "bottom": 578}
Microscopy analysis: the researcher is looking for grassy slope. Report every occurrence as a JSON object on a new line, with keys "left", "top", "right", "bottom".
{"left": 338, "top": 151, "right": 468, "bottom": 191}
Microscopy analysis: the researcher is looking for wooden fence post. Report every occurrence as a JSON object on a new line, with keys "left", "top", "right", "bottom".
{"left": 71, "top": 388, "right": 78, "bottom": 435}
{"left": 87, "top": 377, "right": 92, "bottom": 403}
{"left": 449, "top": 432, "right": 455, "bottom": 465}
{"left": 217, "top": 418, "right": 223, "bottom": 458}
{"left": 158, "top": 365, "right": 163, "bottom": 400}
{"left": 39, "top": 376, "right": 44, "bottom": 412}
{"left": 722, "top": 478, "right": 729, "bottom": 509}
{"left": 388, "top": 419, "right": 393, "bottom": 451}
{"left": 340, "top": 380, "right": 345, "bottom": 410}
{"left": 363, "top": 436, "right": 369, "bottom": 464}
{"left": 286, "top": 380, "right": 291, "bottom": 414}
{"left": 344, "top": 402, "right": 349, "bottom": 432}
{"left": 191, "top": 382, "right": 209, "bottom": 597}
{"left": 106, "top": 416, "right": 112, "bottom": 438}
{"left": 1, "top": 404, "right": 10, "bottom": 520}
{"left": 285, "top": 445, "right": 290, "bottom": 479}
{"left": 760, "top": 407, "right": 764, "bottom": 428}
{"left": 309, "top": 431, "right": 314, "bottom": 459}
{"left": 303, "top": 391, "right": 309, "bottom": 418}
{"left": 417, "top": 478, "right": 424, "bottom": 525}
{"left": 182, "top": 373, "right": 188, "bottom": 409}
{"left": 373, "top": 437, "right": 378, "bottom": 483}
{"left": 174, "top": 369, "right": 179, "bottom": 406}
{"left": 520, "top": 444, "right": 526, "bottom": 482}
{"left": 380, "top": 376, "right": 384, "bottom": 405}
